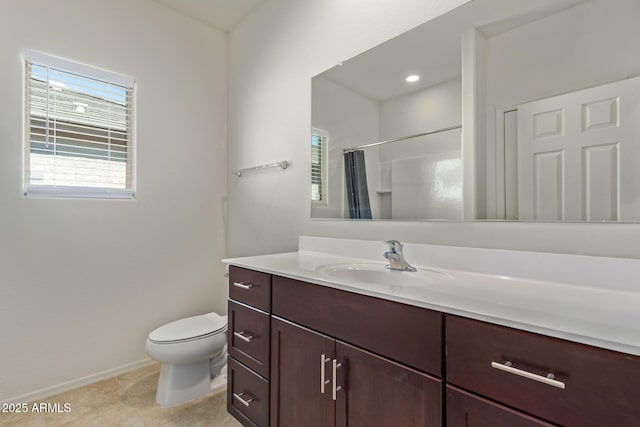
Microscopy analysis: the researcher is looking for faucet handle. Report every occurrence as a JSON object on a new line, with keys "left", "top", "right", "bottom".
{"left": 384, "top": 240, "right": 403, "bottom": 253}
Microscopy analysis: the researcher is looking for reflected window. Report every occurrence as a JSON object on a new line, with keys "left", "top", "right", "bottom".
{"left": 311, "top": 129, "right": 328, "bottom": 203}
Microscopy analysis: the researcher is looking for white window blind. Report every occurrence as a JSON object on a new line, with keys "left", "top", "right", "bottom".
{"left": 311, "top": 131, "right": 328, "bottom": 203}
{"left": 24, "top": 51, "right": 135, "bottom": 198}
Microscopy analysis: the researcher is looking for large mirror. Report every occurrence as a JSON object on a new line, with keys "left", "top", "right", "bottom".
{"left": 311, "top": 0, "right": 640, "bottom": 222}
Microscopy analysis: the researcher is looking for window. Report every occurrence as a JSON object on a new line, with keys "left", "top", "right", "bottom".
{"left": 24, "top": 51, "right": 134, "bottom": 198}
{"left": 311, "top": 129, "right": 328, "bottom": 204}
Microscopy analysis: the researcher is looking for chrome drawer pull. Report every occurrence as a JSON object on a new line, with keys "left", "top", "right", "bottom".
{"left": 332, "top": 359, "right": 343, "bottom": 401}
{"left": 233, "top": 282, "right": 253, "bottom": 290}
{"left": 491, "top": 361, "right": 566, "bottom": 389}
{"left": 320, "top": 354, "right": 331, "bottom": 393}
{"left": 233, "top": 392, "right": 255, "bottom": 407}
{"left": 234, "top": 331, "right": 253, "bottom": 343}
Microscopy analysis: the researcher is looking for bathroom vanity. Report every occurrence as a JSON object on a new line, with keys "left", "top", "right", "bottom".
{"left": 224, "top": 237, "right": 640, "bottom": 426}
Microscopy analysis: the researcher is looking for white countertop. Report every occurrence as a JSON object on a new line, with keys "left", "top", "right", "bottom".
{"left": 223, "top": 237, "right": 640, "bottom": 356}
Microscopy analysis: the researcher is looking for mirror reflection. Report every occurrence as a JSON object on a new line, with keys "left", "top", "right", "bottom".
{"left": 311, "top": 0, "right": 640, "bottom": 222}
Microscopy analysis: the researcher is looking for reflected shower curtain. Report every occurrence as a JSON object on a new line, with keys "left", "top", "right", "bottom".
{"left": 344, "top": 150, "right": 372, "bottom": 219}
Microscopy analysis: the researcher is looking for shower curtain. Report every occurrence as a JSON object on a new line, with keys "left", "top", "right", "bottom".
{"left": 344, "top": 150, "right": 372, "bottom": 219}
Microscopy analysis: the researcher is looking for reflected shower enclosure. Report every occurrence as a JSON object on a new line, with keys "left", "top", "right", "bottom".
{"left": 311, "top": 72, "right": 463, "bottom": 220}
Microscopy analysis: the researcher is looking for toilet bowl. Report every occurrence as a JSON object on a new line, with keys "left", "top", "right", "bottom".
{"left": 145, "top": 312, "right": 228, "bottom": 407}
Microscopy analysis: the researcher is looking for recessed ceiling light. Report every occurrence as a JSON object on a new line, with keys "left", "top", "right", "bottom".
{"left": 405, "top": 74, "right": 421, "bottom": 83}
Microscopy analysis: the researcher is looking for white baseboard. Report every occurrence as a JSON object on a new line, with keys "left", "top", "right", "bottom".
{"left": 1, "top": 358, "right": 155, "bottom": 405}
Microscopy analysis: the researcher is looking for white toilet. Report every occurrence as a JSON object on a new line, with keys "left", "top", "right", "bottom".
{"left": 145, "top": 312, "right": 228, "bottom": 407}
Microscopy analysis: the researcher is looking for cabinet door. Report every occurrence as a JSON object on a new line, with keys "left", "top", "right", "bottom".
{"left": 335, "top": 341, "right": 441, "bottom": 427}
{"left": 446, "top": 386, "right": 554, "bottom": 427}
{"left": 270, "top": 316, "right": 335, "bottom": 427}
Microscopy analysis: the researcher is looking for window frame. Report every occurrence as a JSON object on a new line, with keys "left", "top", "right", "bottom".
{"left": 23, "top": 50, "right": 135, "bottom": 199}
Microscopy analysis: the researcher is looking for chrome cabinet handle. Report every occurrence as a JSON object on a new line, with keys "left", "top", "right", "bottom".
{"left": 233, "top": 392, "right": 255, "bottom": 407}
{"left": 233, "top": 282, "right": 253, "bottom": 290}
{"left": 491, "top": 361, "right": 566, "bottom": 389}
{"left": 320, "top": 354, "right": 331, "bottom": 393}
{"left": 332, "top": 359, "right": 343, "bottom": 400}
{"left": 233, "top": 331, "right": 253, "bottom": 343}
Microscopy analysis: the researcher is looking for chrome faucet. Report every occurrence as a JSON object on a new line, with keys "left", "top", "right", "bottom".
{"left": 383, "top": 240, "right": 417, "bottom": 272}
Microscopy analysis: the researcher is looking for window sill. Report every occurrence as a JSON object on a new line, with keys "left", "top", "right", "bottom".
{"left": 25, "top": 185, "right": 134, "bottom": 199}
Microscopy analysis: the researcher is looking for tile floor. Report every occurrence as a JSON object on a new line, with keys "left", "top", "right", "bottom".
{"left": 0, "top": 363, "right": 241, "bottom": 427}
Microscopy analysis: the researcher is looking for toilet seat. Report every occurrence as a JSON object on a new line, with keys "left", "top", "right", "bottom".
{"left": 148, "top": 313, "right": 227, "bottom": 344}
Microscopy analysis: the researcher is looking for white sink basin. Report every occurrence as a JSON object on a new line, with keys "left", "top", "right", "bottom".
{"left": 316, "top": 262, "right": 451, "bottom": 288}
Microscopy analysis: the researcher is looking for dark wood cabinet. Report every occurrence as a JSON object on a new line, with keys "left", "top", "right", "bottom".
{"left": 446, "top": 386, "right": 554, "bottom": 427}
{"left": 227, "top": 266, "right": 640, "bottom": 427}
{"left": 270, "top": 317, "right": 335, "bottom": 427}
{"left": 336, "top": 341, "right": 441, "bottom": 427}
{"left": 229, "top": 266, "right": 271, "bottom": 312}
{"left": 228, "top": 266, "right": 273, "bottom": 426}
{"left": 446, "top": 315, "right": 640, "bottom": 426}
{"left": 229, "top": 300, "right": 271, "bottom": 378}
{"left": 272, "top": 275, "right": 442, "bottom": 376}
{"left": 270, "top": 316, "right": 442, "bottom": 427}
{"left": 228, "top": 358, "right": 270, "bottom": 427}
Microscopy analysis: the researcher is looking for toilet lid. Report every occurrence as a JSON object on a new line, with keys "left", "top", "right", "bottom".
{"left": 148, "top": 312, "right": 228, "bottom": 343}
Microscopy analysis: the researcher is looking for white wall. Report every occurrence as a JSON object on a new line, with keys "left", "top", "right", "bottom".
{"left": 228, "top": 0, "right": 640, "bottom": 260}
{"left": 0, "top": 0, "right": 227, "bottom": 402}
{"left": 380, "top": 79, "right": 461, "bottom": 140}
{"left": 228, "top": 0, "right": 473, "bottom": 256}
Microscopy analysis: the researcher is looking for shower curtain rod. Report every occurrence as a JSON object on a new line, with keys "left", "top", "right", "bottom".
{"left": 343, "top": 124, "right": 462, "bottom": 153}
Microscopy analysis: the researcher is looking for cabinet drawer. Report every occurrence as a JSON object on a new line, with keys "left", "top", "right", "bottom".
{"left": 229, "top": 300, "right": 270, "bottom": 378}
{"left": 272, "top": 275, "right": 442, "bottom": 376}
{"left": 229, "top": 266, "right": 271, "bottom": 312}
{"left": 228, "top": 358, "right": 270, "bottom": 427}
{"left": 446, "top": 315, "right": 640, "bottom": 426}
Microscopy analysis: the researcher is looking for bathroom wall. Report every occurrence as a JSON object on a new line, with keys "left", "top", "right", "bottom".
{"left": 0, "top": 0, "right": 227, "bottom": 402}
{"left": 379, "top": 79, "right": 462, "bottom": 140}
{"left": 227, "top": 0, "right": 640, "bottom": 259}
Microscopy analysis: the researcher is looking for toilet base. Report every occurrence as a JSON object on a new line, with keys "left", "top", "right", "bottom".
{"left": 210, "top": 371, "right": 227, "bottom": 393}
{"left": 155, "top": 360, "right": 227, "bottom": 407}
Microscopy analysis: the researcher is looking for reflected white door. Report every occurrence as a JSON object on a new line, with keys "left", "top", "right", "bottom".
{"left": 517, "top": 77, "right": 640, "bottom": 221}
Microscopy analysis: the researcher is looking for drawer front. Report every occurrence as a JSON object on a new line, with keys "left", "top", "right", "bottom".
{"left": 446, "top": 386, "right": 554, "bottom": 427}
{"left": 446, "top": 315, "right": 640, "bottom": 426}
{"left": 272, "top": 275, "right": 442, "bottom": 376}
{"left": 228, "top": 358, "right": 270, "bottom": 427}
{"left": 229, "top": 300, "right": 270, "bottom": 378}
{"left": 229, "top": 266, "right": 271, "bottom": 312}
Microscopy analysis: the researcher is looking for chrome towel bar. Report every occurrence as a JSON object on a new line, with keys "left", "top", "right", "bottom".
{"left": 232, "top": 160, "right": 289, "bottom": 177}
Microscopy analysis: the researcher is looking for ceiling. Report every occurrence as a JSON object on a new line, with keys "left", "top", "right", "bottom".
{"left": 153, "top": 0, "right": 267, "bottom": 32}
